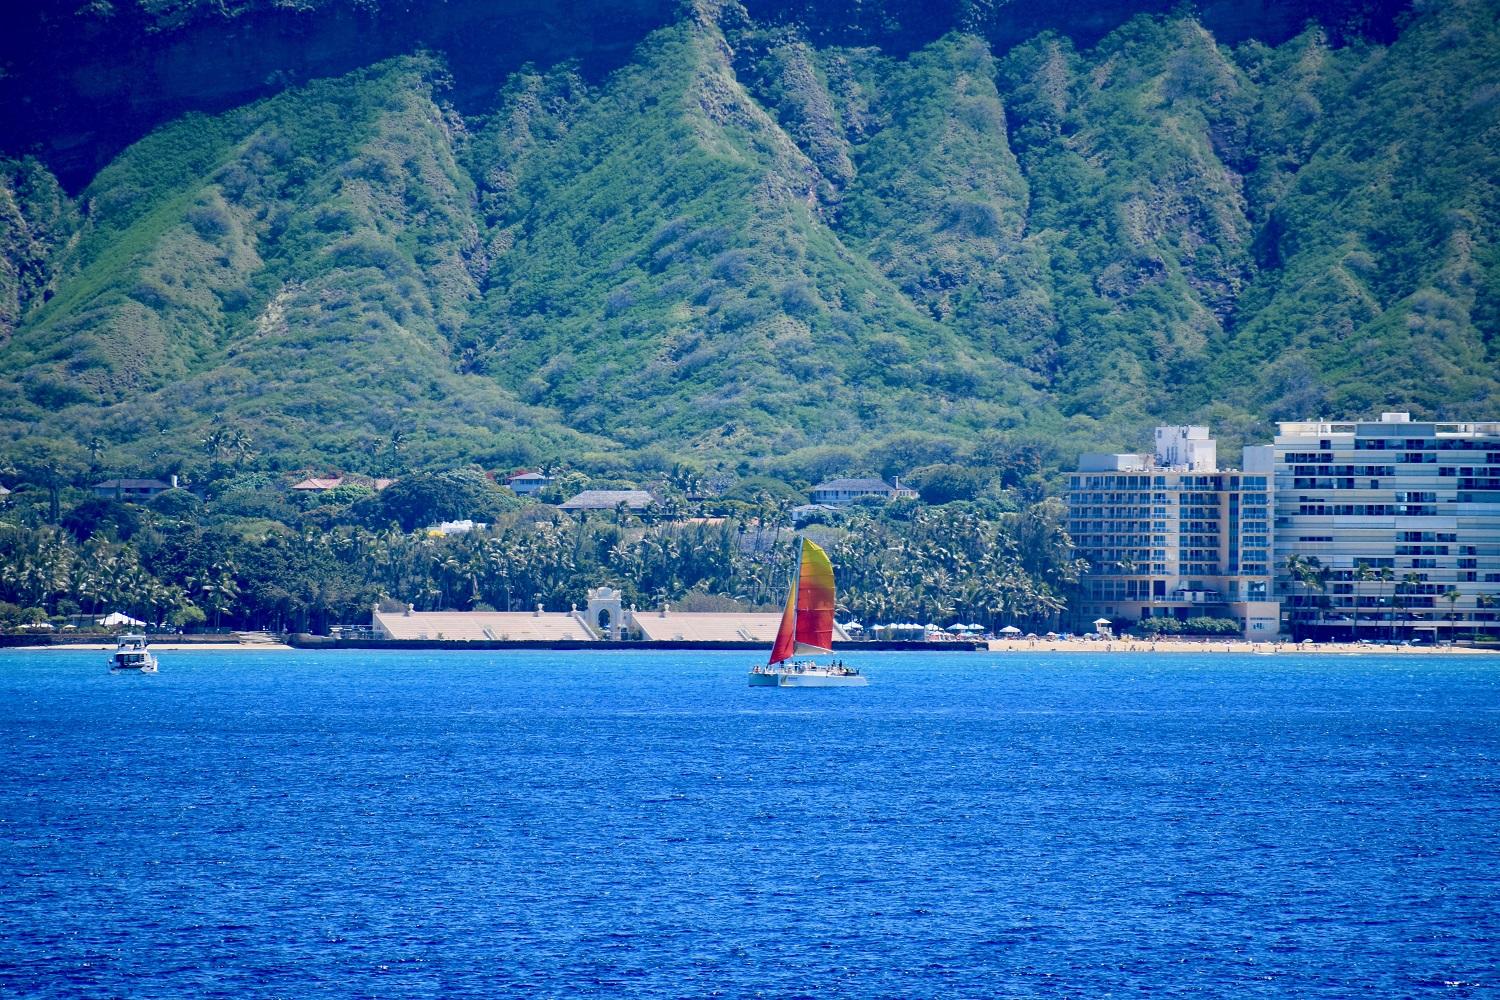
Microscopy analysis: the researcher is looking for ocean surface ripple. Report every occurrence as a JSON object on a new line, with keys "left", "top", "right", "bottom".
{"left": 1, "top": 649, "right": 1497, "bottom": 998}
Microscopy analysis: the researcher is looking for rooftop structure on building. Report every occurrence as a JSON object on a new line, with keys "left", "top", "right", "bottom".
{"left": 292, "top": 476, "right": 343, "bottom": 492}
{"left": 425, "top": 520, "right": 486, "bottom": 537}
{"left": 291, "top": 475, "right": 394, "bottom": 492}
{"left": 1077, "top": 425, "right": 1226, "bottom": 475}
{"left": 1271, "top": 411, "right": 1500, "bottom": 641}
{"left": 558, "top": 489, "right": 656, "bottom": 512}
{"left": 791, "top": 503, "right": 840, "bottom": 525}
{"left": 808, "top": 477, "right": 917, "bottom": 505}
{"left": 1067, "top": 426, "right": 1279, "bottom": 638}
{"left": 93, "top": 476, "right": 176, "bottom": 499}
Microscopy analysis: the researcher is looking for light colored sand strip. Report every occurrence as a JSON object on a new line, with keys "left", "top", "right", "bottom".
{"left": 986, "top": 639, "right": 1495, "bottom": 654}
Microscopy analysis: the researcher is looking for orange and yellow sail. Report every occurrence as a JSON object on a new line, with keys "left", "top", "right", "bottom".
{"left": 769, "top": 538, "right": 836, "bottom": 665}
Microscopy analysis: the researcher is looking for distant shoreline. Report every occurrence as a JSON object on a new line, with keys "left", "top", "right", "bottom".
{"left": 4, "top": 642, "right": 294, "bottom": 652}
{"left": 3, "top": 638, "right": 1495, "bottom": 656}
{"left": 987, "top": 638, "right": 1498, "bottom": 655}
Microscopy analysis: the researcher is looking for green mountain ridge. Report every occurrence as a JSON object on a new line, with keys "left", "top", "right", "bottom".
{"left": 2, "top": 0, "right": 1497, "bottom": 480}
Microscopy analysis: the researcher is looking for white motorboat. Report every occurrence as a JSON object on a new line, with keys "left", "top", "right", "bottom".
{"left": 109, "top": 634, "right": 158, "bottom": 673}
{"left": 749, "top": 538, "right": 867, "bottom": 688}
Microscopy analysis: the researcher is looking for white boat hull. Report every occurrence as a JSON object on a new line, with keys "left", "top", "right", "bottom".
{"left": 109, "top": 660, "right": 158, "bottom": 673}
{"left": 109, "top": 635, "right": 158, "bottom": 673}
{"left": 748, "top": 663, "right": 868, "bottom": 687}
{"left": 773, "top": 671, "right": 867, "bottom": 687}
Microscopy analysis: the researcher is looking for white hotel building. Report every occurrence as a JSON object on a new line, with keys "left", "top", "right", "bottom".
{"left": 1272, "top": 413, "right": 1500, "bottom": 640}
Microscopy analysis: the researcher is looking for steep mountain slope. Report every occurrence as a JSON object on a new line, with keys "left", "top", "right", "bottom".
{"left": 1215, "top": 0, "right": 1500, "bottom": 420}
{"left": 0, "top": 60, "right": 598, "bottom": 473}
{"left": 997, "top": 17, "right": 1259, "bottom": 426}
{"left": 469, "top": 15, "right": 1036, "bottom": 458}
{"left": 0, "top": 0, "right": 1496, "bottom": 479}
{"left": 0, "top": 159, "right": 78, "bottom": 347}
{"left": 2, "top": 0, "right": 1408, "bottom": 189}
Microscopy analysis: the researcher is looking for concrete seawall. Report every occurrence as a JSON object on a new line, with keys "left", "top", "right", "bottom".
{"left": 289, "top": 635, "right": 985, "bottom": 652}
{"left": 0, "top": 633, "right": 245, "bottom": 648}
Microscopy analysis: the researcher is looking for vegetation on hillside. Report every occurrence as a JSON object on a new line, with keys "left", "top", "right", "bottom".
{"left": 0, "top": 475, "right": 1080, "bottom": 635}
{"left": 0, "top": 0, "right": 1496, "bottom": 486}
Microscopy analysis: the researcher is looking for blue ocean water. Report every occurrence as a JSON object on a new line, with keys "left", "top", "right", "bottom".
{"left": 1, "top": 649, "right": 1497, "bottom": 998}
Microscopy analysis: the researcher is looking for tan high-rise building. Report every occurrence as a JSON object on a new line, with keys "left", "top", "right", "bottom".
{"left": 1067, "top": 428, "right": 1280, "bottom": 638}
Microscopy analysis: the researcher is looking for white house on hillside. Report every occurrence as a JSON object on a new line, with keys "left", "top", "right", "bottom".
{"left": 504, "top": 471, "right": 554, "bottom": 495}
{"left": 808, "top": 477, "right": 917, "bottom": 505}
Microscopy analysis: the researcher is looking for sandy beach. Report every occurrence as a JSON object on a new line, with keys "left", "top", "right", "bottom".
{"left": 7, "top": 641, "right": 293, "bottom": 652}
{"left": 4, "top": 638, "right": 1492, "bottom": 655}
{"left": 987, "top": 637, "right": 1496, "bottom": 655}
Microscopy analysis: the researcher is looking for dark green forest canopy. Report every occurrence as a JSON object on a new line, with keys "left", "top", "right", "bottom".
{"left": 1, "top": 0, "right": 1495, "bottom": 484}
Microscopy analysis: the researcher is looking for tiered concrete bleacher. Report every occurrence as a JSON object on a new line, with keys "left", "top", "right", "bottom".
{"left": 373, "top": 608, "right": 595, "bottom": 641}
{"left": 628, "top": 612, "right": 850, "bottom": 644}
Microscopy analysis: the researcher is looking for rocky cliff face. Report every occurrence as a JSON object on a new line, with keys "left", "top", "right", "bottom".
{"left": 2, "top": 0, "right": 1409, "bottom": 190}
{"left": 0, "top": 0, "right": 1492, "bottom": 478}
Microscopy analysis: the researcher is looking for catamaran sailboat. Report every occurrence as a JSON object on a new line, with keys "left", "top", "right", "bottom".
{"left": 109, "top": 634, "right": 158, "bottom": 673}
{"left": 749, "top": 538, "right": 867, "bottom": 687}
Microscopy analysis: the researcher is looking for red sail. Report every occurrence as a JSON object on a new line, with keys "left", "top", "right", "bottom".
{"left": 769, "top": 581, "right": 797, "bottom": 665}
{"left": 769, "top": 539, "right": 836, "bottom": 665}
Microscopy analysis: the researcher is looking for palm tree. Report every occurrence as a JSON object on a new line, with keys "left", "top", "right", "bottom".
{"left": 1476, "top": 594, "right": 1496, "bottom": 642}
{"left": 1379, "top": 566, "right": 1395, "bottom": 641}
{"left": 1355, "top": 561, "right": 1378, "bottom": 641}
{"left": 1441, "top": 588, "right": 1462, "bottom": 642}
{"left": 1299, "top": 559, "right": 1330, "bottom": 637}
{"left": 1283, "top": 554, "right": 1310, "bottom": 638}
{"left": 1394, "top": 571, "right": 1423, "bottom": 641}
{"left": 86, "top": 436, "right": 107, "bottom": 474}
{"left": 386, "top": 428, "right": 408, "bottom": 474}
{"left": 1284, "top": 554, "right": 1323, "bottom": 639}
{"left": 225, "top": 425, "right": 256, "bottom": 468}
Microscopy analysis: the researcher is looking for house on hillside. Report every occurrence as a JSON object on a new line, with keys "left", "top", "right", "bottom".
{"left": 808, "top": 477, "right": 917, "bottom": 505}
{"left": 425, "top": 520, "right": 486, "bottom": 537}
{"left": 292, "top": 476, "right": 344, "bottom": 492}
{"left": 291, "top": 475, "right": 396, "bottom": 493}
{"left": 557, "top": 489, "right": 656, "bottom": 513}
{"left": 791, "top": 503, "right": 840, "bottom": 526}
{"left": 504, "top": 470, "right": 554, "bottom": 495}
{"left": 93, "top": 477, "right": 176, "bottom": 500}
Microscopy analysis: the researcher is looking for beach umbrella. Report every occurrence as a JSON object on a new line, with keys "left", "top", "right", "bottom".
{"left": 999, "top": 625, "right": 1022, "bottom": 635}
{"left": 967, "top": 623, "right": 984, "bottom": 631}
{"left": 946, "top": 623, "right": 965, "bottom": 632}
{"left": 923, "top": 623, "right": 940, "bottom": 631}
